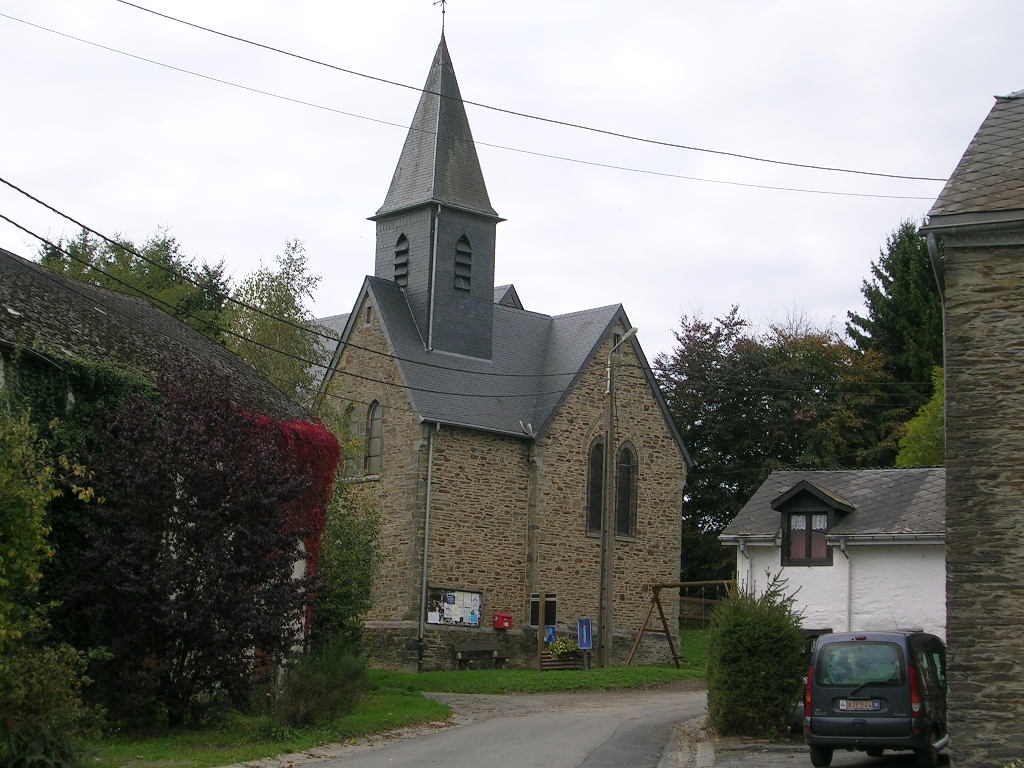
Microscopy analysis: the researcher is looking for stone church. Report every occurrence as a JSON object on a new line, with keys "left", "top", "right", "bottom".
{"left": 318, "top": 34, "right": 691, "bottom": 671}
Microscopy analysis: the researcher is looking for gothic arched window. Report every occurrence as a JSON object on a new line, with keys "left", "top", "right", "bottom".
{"left": 586, "top": 438, "right": 604, "bottom": 533}
{"left": 615, "top": 443, "right": 637, "bottom": 536}
{"left": 364, "top": 401, "right": 383, "bottom": 474}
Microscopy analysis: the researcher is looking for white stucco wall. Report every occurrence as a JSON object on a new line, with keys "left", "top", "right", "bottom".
{"left": 734, "top": 541, "right": 946, "bottom": 640}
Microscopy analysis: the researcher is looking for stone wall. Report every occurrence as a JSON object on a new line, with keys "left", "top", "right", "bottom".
{"left": 942, "top": 238, "right": 1024, "bottom": 766}
{"left": 532, "top": 333, "right": 686, "bottom": 645}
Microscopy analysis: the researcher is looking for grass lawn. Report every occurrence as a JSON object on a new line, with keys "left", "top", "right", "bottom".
{"left": 86, "top": 657, "right": 706, "bottom": 768}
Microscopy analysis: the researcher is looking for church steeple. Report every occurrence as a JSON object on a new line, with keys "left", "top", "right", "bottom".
{"left": 375, "top": 34, "right": 498, "bottom": 220}
{"left": 371, "top": 35, "right": 502, "bottom": 359}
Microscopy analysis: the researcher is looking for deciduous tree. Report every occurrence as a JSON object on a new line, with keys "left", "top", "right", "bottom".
{"left": 226, "top": 240, "right": 326, "bottom": 406}
{"left": 896, "top": 367, "right": 945, "bottom": 468}
{"left": 656, "top": 308, "right": 895, "bottom": 579}
{"left": 39, "top": 229, "right": 230, "bottom": 341}
{"left": 61, "top": 363, "right": 318, "bottom": 725}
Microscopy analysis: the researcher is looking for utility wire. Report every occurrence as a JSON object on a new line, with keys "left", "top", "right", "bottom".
{"left": 1, "top": 214, "right": 590, "bottom": 404}
{"left": 3, "top": 176, "right": 932, "bottom": 407}
{"left": 112, "top": 0, "right": 945, "bottom": 183}
{"left": 4, "top": 175, "right": 932, "bottom": 409}
{"left": 0, "top": 12, "right": 937, "bottom": 201}
{"left": 0, "top": 175, "right": 609, "bottom": 381}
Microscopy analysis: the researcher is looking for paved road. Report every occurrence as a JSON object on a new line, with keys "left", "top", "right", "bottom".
{"left": 241, "top": 687, "right": 707, "bottom": 768}
{"left": 713, "top": 738, "right": 951, "bottom": 768}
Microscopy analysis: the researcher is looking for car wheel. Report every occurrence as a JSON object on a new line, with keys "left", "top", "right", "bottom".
{"left": 809, "top": 746, "right": 833, "bottom": 767}
{"left": 915, "top": 746, "right": 939, "bottom": 768}
{"left": 865, "top": 748, "right": 884, "bottom": 757}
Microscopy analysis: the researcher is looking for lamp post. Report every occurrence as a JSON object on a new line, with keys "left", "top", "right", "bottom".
{"left": 598, "top": 326, "right": 636, "bottom": 667}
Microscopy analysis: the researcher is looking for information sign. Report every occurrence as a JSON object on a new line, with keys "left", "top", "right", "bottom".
{"left": 577, "top": 617, "right": 593, "bottom": 650}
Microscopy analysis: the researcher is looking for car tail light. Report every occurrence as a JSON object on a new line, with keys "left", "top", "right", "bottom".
{"left": 909, "top": 665, "right": 923, "bottom": 716}
{"left": 805, "top": 665, "right": 814, "bottom": 717}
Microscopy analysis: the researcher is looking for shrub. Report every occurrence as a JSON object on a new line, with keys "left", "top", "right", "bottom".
{"left": 706, "top": 574, "right": 806, "bottom": 738}
{"left": 272, "top": 639, "right": 368, "bottom": 728}
{"left": 0, "top": 634, "right": 99, "bottom": 768}
{"left": 548, "top": 636, "right": 579, "bottom": 660}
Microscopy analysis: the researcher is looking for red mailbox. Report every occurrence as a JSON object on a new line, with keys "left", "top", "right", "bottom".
{"left": 492, "top": 613, "right": 513, "bottom": 630}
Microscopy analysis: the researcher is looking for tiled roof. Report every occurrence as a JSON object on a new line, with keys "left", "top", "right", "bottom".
{"left": 722, "top": 468, "right": 945, "bottom": 539}
{"left": 0, "top": 247, "right": 310, "bottom": 422}
{"left": 929, "top": 90, "right": 1024, "bottom": 217}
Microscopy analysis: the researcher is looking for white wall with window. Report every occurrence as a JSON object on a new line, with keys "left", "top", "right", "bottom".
{"left": 736, "top": 539, "right": 946, "bottom": 640}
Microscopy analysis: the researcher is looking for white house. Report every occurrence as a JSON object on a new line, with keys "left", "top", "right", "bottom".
{"left": 719, "top": 468, "right": 946, "bottom": 640}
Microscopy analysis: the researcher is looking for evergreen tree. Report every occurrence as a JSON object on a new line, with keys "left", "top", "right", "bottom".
{"left": 846, "top": 221, "right": 943, "bottom": 396}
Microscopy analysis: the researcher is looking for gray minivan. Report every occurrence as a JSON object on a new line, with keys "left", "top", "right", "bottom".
{"left": 803, "top": 631, "right": 948, "bottom": 768}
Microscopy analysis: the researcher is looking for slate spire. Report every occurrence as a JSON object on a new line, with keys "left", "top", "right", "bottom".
{"left": 376, "top": 34, "right": 498, "bottom": 219}
{"left": 370, "top": 34, "right": 501, "bottom": 359}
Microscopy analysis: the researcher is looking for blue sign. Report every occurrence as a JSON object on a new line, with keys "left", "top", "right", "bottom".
{"left": 577, "top": 617, "right": 593, "bottom": 650}
{"left": 545, "top": 625, "right": 557, "bottom": 644}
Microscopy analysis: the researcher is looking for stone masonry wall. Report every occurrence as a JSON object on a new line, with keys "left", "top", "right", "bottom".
{"left": 943, "top": 239, "right": 1024, "bottom": 766}
{"left": 533, "top": 332, "right": 687, "bottom": 664}
{"left": 425, "top": 428, "right": 531, "bottom": 627}
{"left": 323, "top": 292, "right": 425, "bottom": 626}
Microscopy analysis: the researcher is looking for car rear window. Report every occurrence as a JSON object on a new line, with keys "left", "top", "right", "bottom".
{"left": 818, "top": 642, "right": 904, "bottom": 687}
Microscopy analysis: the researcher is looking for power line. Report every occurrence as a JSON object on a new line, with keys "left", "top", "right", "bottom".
{"left": 0, "top": 175, "right": 610, "bottom": 381}
{"left": 0, "top": 12, "right": 937, "bottom": 201}
{"left": 3, "top": 173, "right": 933, "bottom": 409}
{"left": 112, "top": 0, "right": 946, "bottom": 183}
{"left": 1, "top": 214, "right": 592, "bottom": 405}
{"left": 3, "top": 174, "right": 933, "bottom": 408}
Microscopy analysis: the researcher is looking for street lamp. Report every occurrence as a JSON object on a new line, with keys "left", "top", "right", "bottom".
{"left": 598, "top": 326, "right": 636, "bottom": 667}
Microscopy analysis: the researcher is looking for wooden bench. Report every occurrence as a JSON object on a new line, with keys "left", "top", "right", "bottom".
{"left": 454, "top": 643, "right": 508, "bottom": 669}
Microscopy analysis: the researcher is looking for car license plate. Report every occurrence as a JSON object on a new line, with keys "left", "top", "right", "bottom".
{"left": 839, "top": 699, "right": 880, "bottom": 712}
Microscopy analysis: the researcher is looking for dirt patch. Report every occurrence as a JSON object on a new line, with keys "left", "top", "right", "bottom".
{"left": 426, "top": 677, "right": 707, "bottom": 726}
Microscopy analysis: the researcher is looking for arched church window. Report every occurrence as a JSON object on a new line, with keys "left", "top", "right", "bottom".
{"left": 454, "top": 235, "right": 471, "bottom": 291}
{"left": 586, "top": 437, "right": 604, "bottom": 533}
{"left": 615, "top": 443, "right": 638, "bottom": 536}
{"left": 365, "top": 401, "right": 383, "bottom": 474}
{"left": 394, "top": 235, "right": 409, "bottom": 288}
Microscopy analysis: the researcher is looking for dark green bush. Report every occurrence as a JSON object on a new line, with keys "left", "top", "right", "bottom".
{"left": 0, "top": 637, "right": 99, "bottom": 768}
{"left": 706, "top": 574, "right": 806, "bottom": 738}
{"left": 272, "top": 639, "right": 368, "bottom": 728}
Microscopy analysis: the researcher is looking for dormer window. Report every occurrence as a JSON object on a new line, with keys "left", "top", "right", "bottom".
{"left": 784, "top": 511, "right": 832, "bottom": 566}
{"left": 771, "top": 479, "right": 852, "bottom": 567}
{"left": 454, "top": 235, "right": 471, "bottom": 291}
{"left": 394, "top": 235, "right": 409, "bottom": 288}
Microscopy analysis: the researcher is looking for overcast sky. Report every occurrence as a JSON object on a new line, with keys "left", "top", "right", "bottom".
{"left": 2, "top": 1, "right": 1021, "bottom": 361}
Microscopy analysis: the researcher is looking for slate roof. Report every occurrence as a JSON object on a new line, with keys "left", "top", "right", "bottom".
{"left": 327, "top": 276, "right": 691, "bottom": 461}
{"left": 721, "top": 468, "right": 945, "bottom": 540}
{"left": 374, "top": 34, "right": 498, "bottom": 221}
{"left": 0, "top": 247, "right": 310, "bottom": 422}
{"left": 311, "top": 312, "right": 348, "bottom": 382}
{"left": 928, "top": 90, "right": 1024, "bottom": 219}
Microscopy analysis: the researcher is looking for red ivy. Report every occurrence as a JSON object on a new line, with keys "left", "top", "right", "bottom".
{"left": 247, "top": 413, "right": 340, "bottom": 579}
